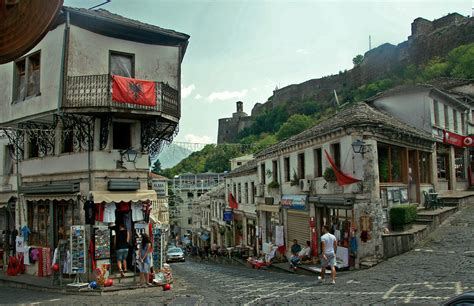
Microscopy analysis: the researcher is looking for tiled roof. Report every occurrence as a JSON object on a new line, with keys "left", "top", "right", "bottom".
{"left": 255, "top": 102, "right": 434, "bottom": 158}
{"left": 227, "top": 160, "right": 257, "bottom": 177}
{"left": 63, "top": 6, "right": 189, "bottom": 40}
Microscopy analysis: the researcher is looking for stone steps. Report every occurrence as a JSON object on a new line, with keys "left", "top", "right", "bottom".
{"left": 109, "top": 272, "right": 138, "bottom": 284}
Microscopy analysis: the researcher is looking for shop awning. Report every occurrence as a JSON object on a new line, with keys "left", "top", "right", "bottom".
{"left": 256, "top": 204, "right": 280, "bottom": 213}
{"left": 24, "top": 193, "right": 79, "bottom": 202}
{"left": 91, "top": 190, "right": 158, "bottom": 203}
{"left": 0, "top": 192, "right": 16, "bottom": 205}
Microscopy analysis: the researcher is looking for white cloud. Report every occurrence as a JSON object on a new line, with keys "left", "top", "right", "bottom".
{"left": 194, "top": 93, "right": 202, "bottom": 100}
{"left": 181, "top": 84, "right": 196, "bottom": 99}
{"left": 184, "top": 134, "right": 212, "bottom": 144}
{"left": 296, "top": 48, "right": 310, "bottom": 55}
{"left": 208, "top": 89, "right": 248, "bottom": 102}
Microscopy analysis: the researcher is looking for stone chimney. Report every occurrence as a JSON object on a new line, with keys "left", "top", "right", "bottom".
{"left": 236, "top": 101, "right": 243, "bottom": 113}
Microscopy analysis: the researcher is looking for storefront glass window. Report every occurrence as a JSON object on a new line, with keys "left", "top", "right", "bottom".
{"left": 437, "top": 144, "right": 449, "bottom": 179}
{"left": 419, "top": 151, "right": 431, "bottom": 183}
{"left": 27, "top": 201, "right": 50, "bottom": 247}
{"left": 455, "top": 148, "right": 465, "bottom": 180}
{"left": 377, "top": 143, "right": 405, "bottom": 183}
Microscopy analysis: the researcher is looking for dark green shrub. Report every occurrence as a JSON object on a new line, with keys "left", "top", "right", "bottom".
{"left": 390, "top": 204, "right": 417, "bottom": 225}
{"left": 268, "top": 181, "right": 280, "bottom": 189}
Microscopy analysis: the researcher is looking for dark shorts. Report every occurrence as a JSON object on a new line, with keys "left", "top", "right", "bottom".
{"left": 116, "top": 248, "right": 129, "bottom": 261}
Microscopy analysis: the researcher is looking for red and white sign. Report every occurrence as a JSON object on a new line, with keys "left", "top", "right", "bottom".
{"left": 443, "top": 130, "right": 474, "bottom": 147}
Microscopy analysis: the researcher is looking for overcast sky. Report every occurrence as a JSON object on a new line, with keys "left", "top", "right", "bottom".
{"left": 64, "top": 0, "right": 471, "bottom": 144}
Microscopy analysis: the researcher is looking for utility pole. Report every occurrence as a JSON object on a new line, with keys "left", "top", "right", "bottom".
{"left": 369, "top": 35, "right": 372, "bottom": 51}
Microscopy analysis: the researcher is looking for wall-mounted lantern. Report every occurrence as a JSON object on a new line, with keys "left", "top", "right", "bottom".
{"left": 351, "top": 139, "right": 367, "bottom": 157}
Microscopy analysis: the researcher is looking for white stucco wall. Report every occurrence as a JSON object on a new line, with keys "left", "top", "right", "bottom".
{"left": 68, "top": 25, "right": 180, "bottom": 89}
{"left": 0, "top": 24, "right": 65, "bottom": 123}
{"left": 373, "top": 91, "right": 433, "bottom": 133}
{"left": 225, "top": 172, "right": 258, "bottom": 215}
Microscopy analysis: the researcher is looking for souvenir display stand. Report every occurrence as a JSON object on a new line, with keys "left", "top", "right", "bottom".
{"left": 68, "top": 225, "right": 88, "bottom": 287}
{"left": 152, "top": 225, "right": 164, "bottom": 271}
{"left": 93, "top": 226, "right": 110, "bottom": 262}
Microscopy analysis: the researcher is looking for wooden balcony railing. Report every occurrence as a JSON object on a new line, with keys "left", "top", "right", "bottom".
{"left": 64, "top": 74, "right": 180, "bottom": 118}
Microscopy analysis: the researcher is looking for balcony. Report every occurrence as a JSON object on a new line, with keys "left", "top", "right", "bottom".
{"left": 64, "top": 74, "right": 180, "bottom": 119}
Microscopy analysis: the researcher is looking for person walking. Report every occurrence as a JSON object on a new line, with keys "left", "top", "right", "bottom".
{"left": 138, "top": 233, "right": 152, "bottom": 287}
{"left": 320, "top": 225, "right": 337, "bottom": 284}
{"left": 115, "top": 224, "right": 130, "bottom": 277}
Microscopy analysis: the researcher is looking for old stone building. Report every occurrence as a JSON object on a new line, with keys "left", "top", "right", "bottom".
{"left": 254, "top": 102, "right": 435, "bottom": 266}
{"left": 217, "top": 101, "right": 254, "bottom": 144}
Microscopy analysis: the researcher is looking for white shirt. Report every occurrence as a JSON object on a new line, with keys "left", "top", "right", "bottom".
{"left": 103, "top": 202, "right": 116, "bottom": 223}
{"left": 131, "top": 202, "right": 144, "bottom": 221}
{"left": 321, "top": 232, "right": 337, "bottom": 255}
{"left": 298, "top": 246, "right": 311, "bottom": 257}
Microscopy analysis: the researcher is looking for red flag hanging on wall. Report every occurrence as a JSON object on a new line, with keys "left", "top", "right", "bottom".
{"left": 324, "top": 150, "right": 361, "bottom": 186}
{"left": 228, "top": 193, "right": 238, "bottom": 209}
{"left": 111, "top": 75, "right": 157, "bottom": 106}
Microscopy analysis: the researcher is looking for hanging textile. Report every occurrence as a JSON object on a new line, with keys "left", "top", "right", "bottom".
{"left": 228, "top": 193, "right": 238, "bottom": 209}
{"left": 111, "top": 75, "right": 157, "bottom": 107}
{"left": 324, "top": 150, "right": 361, "bottom": 186}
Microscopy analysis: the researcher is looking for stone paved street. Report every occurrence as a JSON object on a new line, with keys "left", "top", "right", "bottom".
{"left": 0, "top": 205, "right": 473, "bottom": 305}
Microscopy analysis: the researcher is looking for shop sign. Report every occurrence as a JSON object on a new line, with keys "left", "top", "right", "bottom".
{"left": 223, "top": 210, "right": 233, "bottom": 221}
{"left": 152, "top": 180, "right": 167, "bottom": 197}
{"left": 281, "top": 195, "right": 308, "bottom": 210}
{"left": 443, "top": 130, "right": 473, "bottom": 147}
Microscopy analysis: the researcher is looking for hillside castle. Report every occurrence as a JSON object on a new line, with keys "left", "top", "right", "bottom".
{"left": 217, "top": 13, "right": 474, "bottom": 144}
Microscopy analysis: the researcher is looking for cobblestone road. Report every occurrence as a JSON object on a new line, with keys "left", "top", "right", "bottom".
{"left": 0, "top": 205, "right": 473, "bottom": 305}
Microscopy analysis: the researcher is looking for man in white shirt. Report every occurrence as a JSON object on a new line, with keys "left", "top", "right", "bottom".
{"left": 320, "top": 225, "right": 337, "bottom": 284}
{"left": 298, "top": 240, "right": 311, "bottom": 261}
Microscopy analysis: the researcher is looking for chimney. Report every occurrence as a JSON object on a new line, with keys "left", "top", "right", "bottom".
{"left": 236, "top": 101, "right": 243, "bottom": 113}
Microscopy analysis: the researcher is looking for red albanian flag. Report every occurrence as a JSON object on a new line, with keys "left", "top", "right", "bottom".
{"left": 228, "top": 193, "right": 238, "bottom": 209}
{"left": 324, "top": 150, "right": 361, "bottom": 186}
{"left": 112, "top": 75, "right": 157, "bottom": 107}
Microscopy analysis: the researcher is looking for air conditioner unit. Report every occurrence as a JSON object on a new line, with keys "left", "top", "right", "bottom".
{"left": 299, "top": 179, "right": 311, "bottom": 192}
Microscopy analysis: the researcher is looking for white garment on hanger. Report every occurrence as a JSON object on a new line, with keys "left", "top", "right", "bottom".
{"left": 23, "top": 246, "right": 31, "bottom": 265}
{"left": 334, "top": 229, "right": 341, "bottom": 242}
{"left": 131, "top": 202, "right": 144, "bottom": 221}
{"left": 103, "top": 202, "right": 117, "bottom": 223}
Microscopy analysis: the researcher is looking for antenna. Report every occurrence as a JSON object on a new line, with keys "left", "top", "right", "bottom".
{"left": 369, "top": 35, "right": 372, "bottom": 50}
{"left": 333, "top": 89, "right": 340, "bottom": 113}
{"left": 89, "top": 0, "right": 111, "bottom": 10}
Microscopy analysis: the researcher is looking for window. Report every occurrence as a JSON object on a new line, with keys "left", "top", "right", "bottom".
{"left": 436, "top": 144, "right": 449, "bottom": 179}
{"left": 29, "top": 136, "right": 40, "bottom": 158}
{"left": 331, "top": 143, "right": 341, "bottom": 168}
{"left": 110, "top": 51, "right": 134, "bottom": 78}
{"left": 419, "top": 151, "right": 431, "bottom": 184}
{"left": 244, "top": 182, "right": 249, "bottom": 204}
{"left": 378, "top": 144, "right": 405, "bottom": 183}
{"left": 284, "top": 157, "right": 290, "bottom": 182}
{"left": 188, "top": 218, "right": 192, "bottom": 225}
{"left": 260, "top": 164, "right": 266, "bottom": 184}
{"left": 298, "top": 153, "right": 305, "bottom": 179}
{"left": 314, "top": 148, "right": 322, "bottom": 177}
{"left": 461, "top": 113, "right": 465, "bottom": 134}
{"left": 250, "top": 182, "right": 255, "bottom": 204}
{"left": 3, "top": 145, "right": 14, "bottom": 175}
{"left": 237, "top": 183, "right": 241, "bottom": 203}
{"left": 455, "top": 148, "right": 465, "bottom": 180}
{"left": 453, "top": 109, "right": 458, "bottom": 132}
{"left": 14, "top": 51, "right": 41, "bottom": 101}
{"left": 62, "top": 130, "right": 74, "bottom": 153}
{"left": 233, "top": 183, "right": 237, "bottom": 198}
{"left": 444, "top": 105, "right": 450, "bottom": 130}
{"left": 272, "top": 160, "right": 278, "bottom": 183}
{"left": 187, "top": 192, "right": 193, "bottom": 198}
{"left": 113, "top": 122, "right": 131, "bottom": 150}
{"left": 433, "top": 100, "right": 439, "bottom": 126}
{"left": 28, "top": 201, "right": 49, "bottom": 247}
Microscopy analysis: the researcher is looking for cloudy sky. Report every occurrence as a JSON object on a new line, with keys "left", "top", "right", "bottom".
{"left": 64, "top": 0, "right": 471, "bottom": 144}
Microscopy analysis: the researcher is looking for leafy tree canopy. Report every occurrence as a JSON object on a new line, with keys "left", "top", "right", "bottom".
{"left": 276, "top": 114, "right": 314, "bottom": 141}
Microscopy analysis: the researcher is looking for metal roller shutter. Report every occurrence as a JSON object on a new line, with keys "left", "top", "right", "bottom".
{"left": 287, "top": 211, "right": 310, "bottom": 246}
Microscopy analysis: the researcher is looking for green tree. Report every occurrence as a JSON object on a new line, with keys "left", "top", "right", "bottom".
{"left": 276, "top": 114, "right": 314, "bottom": 141}
{"left": 447, "top": 43, "right": 474, "bottom": 79}
{"left": 422, "top": 57, "right": 449, "bottom": 80}
{"left": 352, "top": 54, "right": 364, "bottom": 66}
{"left": 204, "top": 144, "right": 242, "bottom": 173}
{"left": 151, "top": 159, "right": 162, "bottom": 174}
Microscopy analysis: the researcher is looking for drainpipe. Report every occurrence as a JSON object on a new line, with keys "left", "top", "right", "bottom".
{"left": 57, "top": 10, "right": 70, "bottom": 113}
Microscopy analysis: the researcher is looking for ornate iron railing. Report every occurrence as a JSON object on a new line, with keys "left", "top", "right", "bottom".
{"left": 64, "top": 74, "right": 180, "bottom": 118}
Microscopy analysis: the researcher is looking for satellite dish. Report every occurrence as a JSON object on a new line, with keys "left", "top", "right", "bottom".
{"left": 0, "top": 0, "right": 64, "bottom": 64}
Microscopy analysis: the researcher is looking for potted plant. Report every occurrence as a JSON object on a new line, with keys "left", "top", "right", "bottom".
{"left": 323, "top": 167, "right": 337, "bottom": 182}
{"left": 268, "top": 180, "right": 279, "bottom": 189}
{"left": 290, "top": 170, "right": 300, "bottom": 186}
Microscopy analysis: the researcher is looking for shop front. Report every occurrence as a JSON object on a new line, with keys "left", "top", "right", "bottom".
{"left": 256, "top": 203, "right": 280, "bottom": 247}
{"left": 282, "top": 195, "right": 310, "bottom": 248}
{"left": 312, "top": 195, "right": 355, "bottom": 269}
{"left": 90, "top": 190, "right": 158, "bottom": 276}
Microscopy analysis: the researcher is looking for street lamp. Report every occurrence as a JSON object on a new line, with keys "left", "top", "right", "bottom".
{"left": 351, "top": 139, "right": 367, "bottom": 157}
{"left": 120, "top": 148, "right": 138, "bottom": 163}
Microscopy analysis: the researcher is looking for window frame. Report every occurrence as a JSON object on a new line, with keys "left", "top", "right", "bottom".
{"left": 109, "top": 50, "right": 135, "bottom": 78}
{"left": 284, "top": 157, "right": 290, "bottom": 182}
{"left": 314, "top": 148, "right": 322, "bottom": 177}
{"left": 433, "top": 100, "right": 439, "bottom": 126}
{"left": 13, "top": 51, "right": 41, "bottom": 102}
{"left": 297, "top": 152, "right": 305, "bottom": 179}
